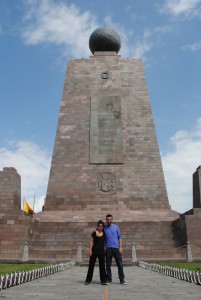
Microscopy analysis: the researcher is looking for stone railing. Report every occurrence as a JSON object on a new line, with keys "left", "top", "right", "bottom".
{"left": 139, "top": 261, "right": 201, "bottom": 285}
{"left": 0, "top": 261, "right": 75, "bottom": 291}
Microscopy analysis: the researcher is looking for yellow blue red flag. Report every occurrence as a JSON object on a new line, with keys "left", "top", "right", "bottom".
{"left": 23, "top": 199, "right": 34, "bottom": 215}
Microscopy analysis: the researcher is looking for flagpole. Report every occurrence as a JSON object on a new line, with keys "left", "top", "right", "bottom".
{"left": 33, "top": 194, "right": 35, "bottom": 218}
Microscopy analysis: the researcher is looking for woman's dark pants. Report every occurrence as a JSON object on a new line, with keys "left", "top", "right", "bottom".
{"left": 86, "top": 254, "right": 107, "bottom": 283}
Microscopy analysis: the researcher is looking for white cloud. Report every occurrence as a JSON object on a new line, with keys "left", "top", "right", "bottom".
{"left": 102, "top": 16, "right": 152, "bottom": 59}
{"left": 162, "top": 117, "right": 201, "bottom": 213}
{"left": 131, "top": 41, "right": 153, "bottom": 59}
{"left": 21, "top": 0, "right": 98, "bottom": 58}
{"left": 0, "top": 140, "right": 51, "bottom": 212}
{"left": 182, "top": 41, "right": 201, "bottom": 51}
{"left": 127, "top": 26, "right": 172, "bottom": 59}
{"left": 20, "top": 0, "right": 163, "bottom": 60}
{"left": 154, "top": 26, "right": 172, "bottom": 33}
{"left": 159, "top": 0, "right": 201, "bottom": 17}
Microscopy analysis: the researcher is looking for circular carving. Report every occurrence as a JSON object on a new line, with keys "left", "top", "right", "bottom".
{"left": 89, "top": 27, "right": 121, "bottom": 55}
{"left": 97, "top": 172, "right": 116, "bottom": 193}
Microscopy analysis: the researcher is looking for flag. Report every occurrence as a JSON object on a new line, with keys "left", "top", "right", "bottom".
{"left": 23, "top": 199, "right": 35, "bottom": 215}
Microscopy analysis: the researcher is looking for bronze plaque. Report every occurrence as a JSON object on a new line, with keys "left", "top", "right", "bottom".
{"left": 90, "top": 96, "right": 123, "bottom": 163}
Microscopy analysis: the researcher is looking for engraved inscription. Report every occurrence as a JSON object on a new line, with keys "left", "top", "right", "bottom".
{"left": 97, "top": 172, "right": 116, "bottom": 193}
{"left": 90, "top": 96, "right": 123, "bottom": 164}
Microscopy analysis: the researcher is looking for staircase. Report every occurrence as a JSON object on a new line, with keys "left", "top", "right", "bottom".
{"left": 28, "top": 209, "right": 186, "bottom": 263}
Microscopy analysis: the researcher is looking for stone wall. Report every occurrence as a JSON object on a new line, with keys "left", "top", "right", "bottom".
{"left": 45, "top": 52, "right": 170, "bottom": 211}
{"left": 26, "top": 209, "right": 185, "bottom": 263}
{"left": 0, "top": 213, "right": 32, "bottom": 261}
{"left": 0, "top": 167, "right": 21, "bottom": 212}
{"left": 185, "top": 208, "right": 201, "bottom": 261}
{"left": 0, "top": 167, "right": 32, "bottom": 261}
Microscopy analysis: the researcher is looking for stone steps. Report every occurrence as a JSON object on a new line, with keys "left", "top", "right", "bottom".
{"left": 0, "top": 213, "right": 32, "bottom": 260}
{"left": 26, "top": 211, "right": 187, "bottom": 262}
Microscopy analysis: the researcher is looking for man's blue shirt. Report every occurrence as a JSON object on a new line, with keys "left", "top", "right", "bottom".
{"left": 104, "top": 224, "right": 122, "bottom": 248}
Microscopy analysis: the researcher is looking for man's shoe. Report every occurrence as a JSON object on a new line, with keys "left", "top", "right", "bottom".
{"left": 107, "top": 280, "right": 112, "bottom": 284}
{"left": 85, "top": 282, "right": 90, "bottom": 285}
{"left": 120, "top": 280, "right": 127, "bottom": 285}
{"left": 101, "top": 282, "right": 109, "bottom": 285}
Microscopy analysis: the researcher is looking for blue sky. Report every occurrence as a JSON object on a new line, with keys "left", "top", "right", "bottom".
{"left": 1, "top": 0, "right": 201, "bottom": 213}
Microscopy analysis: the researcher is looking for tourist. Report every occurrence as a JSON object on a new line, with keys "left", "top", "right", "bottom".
{"left": 104, "top": 214, "right": 127, "bottom": 285}
{"left": 85, "top": 220, "right": 108, "bottom": 285}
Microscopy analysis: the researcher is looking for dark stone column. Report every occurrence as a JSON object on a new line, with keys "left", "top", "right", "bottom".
{"left": 193, "top": 166, "right": 201, "bottom": 208}
{"left": 0, "top": 167, "right": 21, "bottom": 212}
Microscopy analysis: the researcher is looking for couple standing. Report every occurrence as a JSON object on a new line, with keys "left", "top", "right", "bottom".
{"left": 85, "top": 214, "right": 127, "bottom": 285}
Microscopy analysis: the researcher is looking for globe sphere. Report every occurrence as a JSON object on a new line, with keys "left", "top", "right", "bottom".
{"left": 89, "top": 27, "right": 121, "bottom": 54}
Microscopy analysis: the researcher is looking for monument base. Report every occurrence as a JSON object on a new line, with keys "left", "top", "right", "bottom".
{"left": 25, "top": 209, "right": 186, "bottom": 263}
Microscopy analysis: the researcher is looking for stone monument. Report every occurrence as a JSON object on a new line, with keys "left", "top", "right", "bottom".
{"left": 44, "top": 27, "right": 170, "bottom": 212}
{"left": 1, "top": 28, "right": 191, "bottom": 262}
{"left": 26, "top": 27, "right": 182, "bottom": 262}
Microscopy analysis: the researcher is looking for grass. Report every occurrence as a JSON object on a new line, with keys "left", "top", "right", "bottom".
{"left": 160, "top": 262, "right": 201, "bottom": 272}
{"left": 0, "top": 263, "right": 52, "bottom": 276}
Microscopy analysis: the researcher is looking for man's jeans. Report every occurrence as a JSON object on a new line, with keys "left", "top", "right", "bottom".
{"left": 106, "top": 248, "right": 125, "bottom": 282}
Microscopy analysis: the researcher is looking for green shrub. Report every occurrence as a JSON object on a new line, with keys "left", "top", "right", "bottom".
{"left": 0, "top": 263, "right": 51, "bottom": 276}
{"left": 160, "top": 262, "right": 201, "bottom": 272}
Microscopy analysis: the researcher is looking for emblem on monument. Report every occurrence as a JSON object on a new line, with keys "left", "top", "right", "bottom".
{"left": 97, "top": 172, "right": 116, "bottom": 193}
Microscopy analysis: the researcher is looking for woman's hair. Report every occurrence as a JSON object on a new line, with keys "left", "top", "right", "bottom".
{"left": 97, "top": 220, "right": 104, "bottom": 227}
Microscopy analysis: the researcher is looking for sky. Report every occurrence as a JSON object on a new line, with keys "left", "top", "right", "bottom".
{"left": 1, "top": 0, "right": 201, "bottom": 213}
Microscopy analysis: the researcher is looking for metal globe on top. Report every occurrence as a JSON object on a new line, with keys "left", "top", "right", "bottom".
{"left": 89, "top": 27, "right": 121, "bottom": 54}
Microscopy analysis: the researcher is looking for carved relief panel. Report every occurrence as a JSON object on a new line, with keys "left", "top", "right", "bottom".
{"left": 96, "top": 172, "right": 116, "bottom": 194}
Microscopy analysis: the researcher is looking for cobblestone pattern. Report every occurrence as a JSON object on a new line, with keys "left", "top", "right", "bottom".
{"left": 139, "top": 260, "right": 201, "bottom": 285}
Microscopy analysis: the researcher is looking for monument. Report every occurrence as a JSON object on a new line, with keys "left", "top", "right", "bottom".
{"left": 44, "top": 27, "right": 170, "bottom": 212}
{"left": 29, "top": 27, "right": 182, "bottom": 262}
{"left": 3, "top": 28, "right": 201, "bottom": 262}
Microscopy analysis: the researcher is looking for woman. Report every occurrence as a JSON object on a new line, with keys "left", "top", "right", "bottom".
{"left": 85, "top": 220, "right": 108, "bottom": 285}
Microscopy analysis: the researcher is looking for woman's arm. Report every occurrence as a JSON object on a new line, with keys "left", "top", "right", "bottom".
{"left": 89, "top": 238, "right": 94, "bottom": 256}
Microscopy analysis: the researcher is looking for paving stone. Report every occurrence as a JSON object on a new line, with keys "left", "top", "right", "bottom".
{"left": 1, "top": 266, "right": 201, "bottom": 300}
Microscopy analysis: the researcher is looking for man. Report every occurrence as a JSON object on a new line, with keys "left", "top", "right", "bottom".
{"left": 104, "top": 214, "right": 127, "bottom": 285}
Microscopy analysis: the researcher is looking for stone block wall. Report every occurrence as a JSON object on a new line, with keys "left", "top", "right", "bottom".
{"left": 0, "top": 213, "right": 32, "bottom": 261}
{"left": 185, "top": 208, "right": 201, "bottom": 261}
{"left": 26, "top": 210, "right": 185, "bottom": 263}
{"left": 28, "top": 218, "right": 186, "bottom": 262}
{"left": 171, "top": 208, "right": 201, "bottom": 261}
{"left": 0, "top": 167, "right": 21, "bottom": 212}
{"left": 45, "top": 52, "right": 170, "bottom": 211}
{"left": 0, "top": 167, "right": 32, "bottom": 261}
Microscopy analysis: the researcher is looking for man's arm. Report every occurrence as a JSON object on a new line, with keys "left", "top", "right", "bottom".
{"left": 117, "top": 225, "right": 123, "bottom": 254}
{"left": 119, "top": 238, "right": 123, "bottom": 255}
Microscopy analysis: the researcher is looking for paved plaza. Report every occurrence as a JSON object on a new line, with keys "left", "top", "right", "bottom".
{"left": 0, "top": 265, "right": 201, "bottom": 299}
